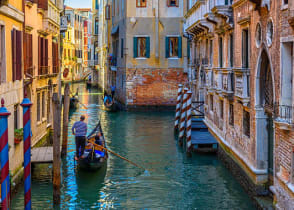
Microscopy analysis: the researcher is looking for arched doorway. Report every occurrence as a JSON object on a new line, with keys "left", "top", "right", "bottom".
{"left": 255, "top": 49, "right": 274, "bottom": 181}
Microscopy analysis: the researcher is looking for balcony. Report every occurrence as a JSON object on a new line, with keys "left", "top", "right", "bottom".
{"left": 222, "top": 69, "right": 234, "bottom": 100}
{"left": 43, "top": 1, "right": 60, "bottom": 34}
{"left": 274, "top": 103, "right": 294, "bottom": 130}
{"left": 234, "top": 68, "right": 250, "bottom": 106}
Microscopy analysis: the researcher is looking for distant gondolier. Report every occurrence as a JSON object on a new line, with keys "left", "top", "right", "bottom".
{"left": 110, "top": 85, "right": 116, "bottom": 99}
{"left": 72, "top": 115, "right": 87, "bottom": 160}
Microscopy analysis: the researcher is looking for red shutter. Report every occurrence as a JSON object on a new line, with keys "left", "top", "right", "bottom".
{"left": 11, "top": 29, "right": 16, "bottom": 81}
{"left": 45, "top": 39, "right": 48, "bottom": 74}
{"left": 24, "top": 33, "right": 28, "bottom": 75}
{"left": 38, "top": 0, "right": 48, "bottom": 10}
{"left": 38, "top": 36, "right": 41, "bottom": 75}
{"left": 29, "top": 34, "right": 33, "bottom": 73}
{"left": 16, "top": 30, "right": 22, "bottom": 80}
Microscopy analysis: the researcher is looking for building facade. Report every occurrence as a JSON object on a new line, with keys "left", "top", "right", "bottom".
{"left": 98, "top": 0, "right": 188, "bottom": 109}
{"left": 0, "top": 0, "right": 24, "bottom": 174}
{"left": 184, "top": 0, "right": 294, "bottom": 208}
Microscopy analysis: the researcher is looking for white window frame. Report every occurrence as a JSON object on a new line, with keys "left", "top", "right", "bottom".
{"left": 167, "top": 35, "right": 180, "bottom": 59}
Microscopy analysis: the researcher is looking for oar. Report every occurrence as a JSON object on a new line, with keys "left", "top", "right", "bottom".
{"left": 90, "top": 141, "right": 146, "bottom": 171}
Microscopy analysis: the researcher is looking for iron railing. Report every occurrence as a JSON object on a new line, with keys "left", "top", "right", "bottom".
{"left": 38, "top": 66, "right": 49, "bottom": 76}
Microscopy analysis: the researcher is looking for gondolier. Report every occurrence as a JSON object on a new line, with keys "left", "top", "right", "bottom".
{"left": 72, "top": 115, "right": 88, "bottom": 160}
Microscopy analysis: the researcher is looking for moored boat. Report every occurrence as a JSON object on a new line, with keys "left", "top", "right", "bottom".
{"left": 103, "top": 95, "right": 118, "bottom": 112}
{"left": 77, "top": 121, "right": 108, "bottom": 171}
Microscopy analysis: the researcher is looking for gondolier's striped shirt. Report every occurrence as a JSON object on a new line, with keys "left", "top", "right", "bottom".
{"left": 72, "top": 121, "right": 87, "bottom": 137}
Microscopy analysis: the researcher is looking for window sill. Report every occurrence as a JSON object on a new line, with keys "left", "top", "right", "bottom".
{"left": 136, "top": 57, "right": 147, "bottom": 60}
{"left": 281, "top": 4, "right": 288, "bottom": 11}
{"left": 168, "top": 57, "right": 179, "bottom": 60}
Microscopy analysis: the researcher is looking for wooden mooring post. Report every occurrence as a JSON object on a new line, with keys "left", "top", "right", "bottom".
{"left": 52, "top": 93, "right": 61, "bottom": 204}
{"left": 61, "top": 84, "right": 70, "bottom": 157}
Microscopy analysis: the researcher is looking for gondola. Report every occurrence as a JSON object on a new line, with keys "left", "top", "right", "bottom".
{"left": 70, "top": 96, "right": 79, "bottom": 109}
{"left": 77, "top": 121, "right": 108, "bottom": 171}
{"left": 103, "top": 95, "right": 118, "bottom": 112}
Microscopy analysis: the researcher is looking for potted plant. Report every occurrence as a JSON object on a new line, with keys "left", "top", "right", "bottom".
{"left": 14, "top": 128, "right": 23, "bottom": 144}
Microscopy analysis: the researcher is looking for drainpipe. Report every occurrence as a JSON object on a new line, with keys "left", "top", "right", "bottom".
{"left": 155, "top": 0, "right": 159, "bottom": 59}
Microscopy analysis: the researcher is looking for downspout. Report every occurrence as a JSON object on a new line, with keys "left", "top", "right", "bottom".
{"left": 155, "top": 0, "right": 159, "bottom": 59}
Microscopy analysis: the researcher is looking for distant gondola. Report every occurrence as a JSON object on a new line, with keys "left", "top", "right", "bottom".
{"left": 103, "top": 95, "right": 118, "bottom": 112}
{"left": 70, "top": 96, "right": 79, "bottom": 109}
{"left": 77, "top": 121, "right": 108, "bottom": 171}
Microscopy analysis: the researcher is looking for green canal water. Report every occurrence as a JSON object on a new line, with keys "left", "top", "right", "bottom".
{"left": 12, "top": 84, "right": 255, "bottom": 209}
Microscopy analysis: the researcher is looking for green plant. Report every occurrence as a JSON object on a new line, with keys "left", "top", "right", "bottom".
{"left": 14, "top": 128, "right": 23, "bottom": 141}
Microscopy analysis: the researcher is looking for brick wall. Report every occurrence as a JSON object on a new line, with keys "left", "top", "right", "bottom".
{"left": 124, "top": 68, "right": 187, "bottom": 107}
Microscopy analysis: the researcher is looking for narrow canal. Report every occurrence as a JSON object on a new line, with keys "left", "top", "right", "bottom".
{"left": 12, "top": 83, "right": 255, "bottom": 209}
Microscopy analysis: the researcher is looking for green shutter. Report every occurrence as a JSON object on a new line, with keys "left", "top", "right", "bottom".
{"left": 165, "top": 37, "right": 169, "bottom": 58}
{"left": 133, "top": 37, "right": 138, "bottom": 58}
{"left": 187, "top": 40, "right": 190, "bottom": 60}
{"left": 146, "top": 37, "right": 150, "bottom": 58}
{"left": 178, "top": 36, "right": 182, "bottom": 58}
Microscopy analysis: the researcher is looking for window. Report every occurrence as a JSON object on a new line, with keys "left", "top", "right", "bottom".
{"left": 121, "top": 38, "right": 124, "bottom": 58}
{"left": 167, "top": 0, "right": 178, "bottom": 7}
{"left": 209, "top": 40, "right": 213, "bottom": 65}
{"left": 95, "top": 0, "right": 99, "bottom": 10}
{"left": 37, "top": 92, "right": 41, "bottom": 122}
{"left": 210, "top": 95, "right": 214, "bottom": 111}
{"left": 229, "top": 104, "right": 234, "bottom": 126}
{"left": 243, "top": 110, "right": 250, "bottom": 137}
{"left": 242, "top": 29, "right": 249, "bottom": 68}
{"left": 281, "top": 42, "right": 293, "bottom": 108}
{"left": 219, "top": 37, "right": 223, "bottom": 68}
{"left": 52, "top": 42, "right": 59, "bottom": 73}
{"left": 38, "top": 36, "right": 48, "bottom": 75}
{"left": 24, "top": 33, "right": 33, "bottom": 77}
{"left": 0, "top": 25, "right": 5, "bottom": 84}
{"left": 105, "top": 5, "right": 111, "bottom": 20}
{"left": 14, "top": 104, "right": 19, "bottom": 130}
{"left": 220, "top": 100, "right": 224, "bottom": 119}
{"left": 12, "top": 29, "right": 22, "bottom": 81}
{"left": 228, "top": 34, "right": 234, "bottom": 67}
{"left": 166, "top": 36, "right": 182, "bottom": 58}
{"left": 95, "top": 18, "right": 99, "bottom": 35}
{"left": 133, "top": 37, "right": 150, "bottom": 58}
{"left": 42, "top": 92, "right": 45, "bottom": 119}
{"left": 137, "top": 0, "right": 146, "bottom": 7}
{"left": 283, "top": 0, "right": 288, "bottom": 5}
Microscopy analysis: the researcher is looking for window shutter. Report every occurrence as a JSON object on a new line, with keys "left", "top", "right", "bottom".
{"left": 133, "top": 37, "right": 138, "bottom": 58}
{"left": 45, "top": 39, "right": 48, "bottom": 73}
{"left": 38, "top": 36, "right": 41, "bottom": 75}
{"left": 165, "top": 37, "right": 169, "bottom": 58}
{"left": 146, "top": 37, "right": 150, "bottom": 58}
{"left": 121, "top": 38, "right": 124, "bottom": 58}
{"left": 24, "top": 34, "right": 28, "bottom": 73}
{"left": 29, "top": 34, "right": 32, "bottom": 71}
{"left": 178, "top": 36, "right": 182, "bottom": 58}
{"left": 11, "top": 29, "right": 16, "bottom": 81}
{"left": 16, "top": 30, "right": 22, "bottom": 80}
{"left": 187, "top": 40, "right": 190, "bottom": 60}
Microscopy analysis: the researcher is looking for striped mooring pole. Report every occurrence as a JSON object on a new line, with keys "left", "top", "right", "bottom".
{"left": 174, "top": 84, "right": 183, "bottom": 131}
{"left": 0, "top": 99, "right": 11, "bottom": 210}
{"left": 21, "top": 97, "right": 33, "bottom": 210}
{"left": 178, "top": 88, "right": 188, "bottom": 144}
{"left": 186, "top": 91, "right": 193, "bottom": 154}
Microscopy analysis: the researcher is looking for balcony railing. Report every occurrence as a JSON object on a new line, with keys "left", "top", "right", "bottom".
{"left": 274, "top": 103, "right": 293, "bottom": 125}
{"left": 38, "top": 66, "right": 49, "bottom": 76}
{"left": 52, "top": 66, "right": 59, "bottom": 74}
{"left": 192, "top": 101, "right": 205, "bottom": 118}
{"left": 24, "top": 66, "right": 34, "bottom": 78}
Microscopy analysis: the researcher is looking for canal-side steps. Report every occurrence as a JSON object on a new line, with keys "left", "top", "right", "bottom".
{"left": 31, "top": 146, "right": 61, "bottom": 164}
{"left": 191, "top": 117, "right": 218, "bottom": 152}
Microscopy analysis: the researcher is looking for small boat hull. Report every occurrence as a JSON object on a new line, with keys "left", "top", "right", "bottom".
{"left": 78, "top": 157, "right": 107, "bottom": 171}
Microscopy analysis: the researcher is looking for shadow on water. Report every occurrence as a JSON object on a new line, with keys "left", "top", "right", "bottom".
{"left": 11, "top": 83, "right": 255, "bottom": 210}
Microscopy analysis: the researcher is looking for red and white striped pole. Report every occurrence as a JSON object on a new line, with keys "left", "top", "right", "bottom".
{"left": 0, "top": 99, "right": 11, "bottom": 210}
{"left": 174, "top": 84, "right": 183, "bottom": 131}
{"left": 186, "top": 91, "right": 193, "bottom": 154}
{"left": 178, "top": 88, "right": 188, "bottom": 144}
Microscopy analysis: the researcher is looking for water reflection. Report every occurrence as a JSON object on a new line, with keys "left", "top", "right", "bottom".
{"left": 11, "top": 83, "right": 255, "bottom": 209}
